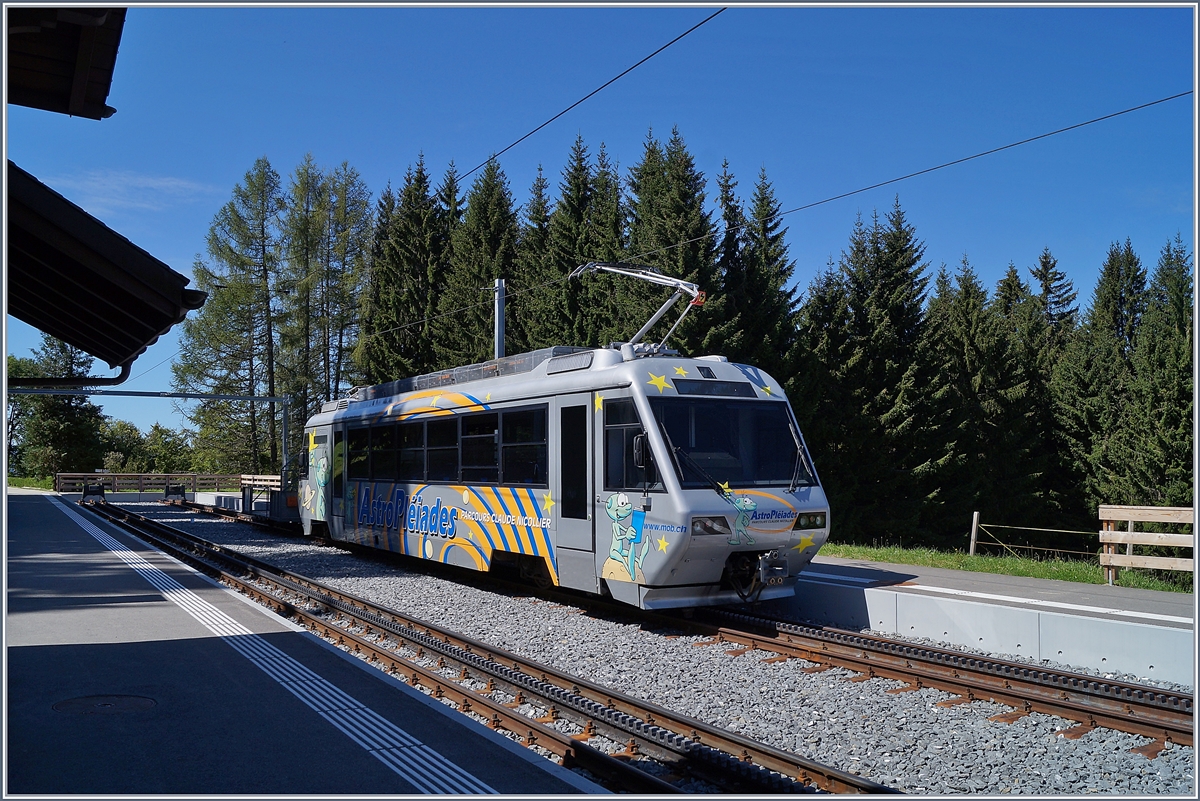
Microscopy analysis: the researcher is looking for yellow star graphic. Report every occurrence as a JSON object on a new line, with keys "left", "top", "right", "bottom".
{"left": 673, "top": 366, "right": 688, "bottom": 377}
{"left": 760, "top": 385, "right": 773, "bottom": 396}
{"left": 542, "top": 491, "right": 556, "bottom": 513}
{"left": 484, "top": 392, "right": 492, "bottom": 402}
{"left": 307, "top": 431, "right": 318, "bottom": 453}
{"left": 647, "top": 373, "right": 670, "bottom": 393}
{"left": 431, "top": 395, "right": 440, "bottom": 407}
{"left": 792, "top": 533, "right": 816, "bottom": 552}
{"left": 656, "top": 535, "right": 670, "bottom": 553}
{"left": 718, "top": 481, "right": 731, "bottom": 495}
{"left": 594, "top": 393, "right": 604, "bottom": 412}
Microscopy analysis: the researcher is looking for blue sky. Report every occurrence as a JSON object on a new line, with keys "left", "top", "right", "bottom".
{"left": 5, "top": 4, "right": 1195, "bottom": 433}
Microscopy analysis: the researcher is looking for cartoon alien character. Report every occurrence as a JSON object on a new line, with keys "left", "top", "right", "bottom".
{"left": 312, "top": 455, "right": 329, "bottom": 519}
{"left": 606, "top": 492, "right": 650, "bottom": 581}
{"left": 729, "top": 495, "right": 757, "bottom": 545}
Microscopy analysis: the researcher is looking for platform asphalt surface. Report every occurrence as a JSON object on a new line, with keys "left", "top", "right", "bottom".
{"left": 5, "top": 490, "right": 601, "bottom": 794}
{"left": 805, "top": 554, "right": 1195, "bottom": 629}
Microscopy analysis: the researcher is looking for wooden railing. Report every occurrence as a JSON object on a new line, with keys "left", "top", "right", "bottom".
{"left": 54, "top": 473, "right": 280, "bottom": 493}
{"left": 1099, "top": 505, "right": 1194, "bottom": 585}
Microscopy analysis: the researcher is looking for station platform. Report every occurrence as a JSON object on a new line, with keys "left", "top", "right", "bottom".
{"left": 5, "top": 489, "right": 602, "bottom": 795}
{"left": 765, "top": 554, "right": 1195, "bottom": 687}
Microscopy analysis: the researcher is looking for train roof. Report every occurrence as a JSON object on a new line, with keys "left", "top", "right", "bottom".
{"left": 310, "top": 344, "right": 785, "bottom": 424}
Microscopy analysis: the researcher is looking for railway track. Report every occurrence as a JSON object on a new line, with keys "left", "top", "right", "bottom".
{"left": 165, "top": 496, "right": 1194, "bottom": 757}
{"left": 83, "top": 500, "right": 896, "bottom": 794}
{"left": 640, "top": 608, "right": 1193, "bottom": 759}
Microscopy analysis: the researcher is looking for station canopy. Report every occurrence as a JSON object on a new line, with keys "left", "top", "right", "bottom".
{"left": 6, "top": 7, "right": 206, "bottom": 374}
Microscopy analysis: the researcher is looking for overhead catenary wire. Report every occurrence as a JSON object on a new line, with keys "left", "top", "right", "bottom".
{"left": 459, "top": 8, "right": 727, "bottom": 181}
{"left": 337, "top": 89, "right": 1200, "bottom": 351}
{"left": 629, "top": 89, "right": 1194, "bottom": 263}
{"left": 207, "top": 9, "right": 730, "bottom": 344}
{"left": 150, "top": 88, "right": 1191, "bottom": 384}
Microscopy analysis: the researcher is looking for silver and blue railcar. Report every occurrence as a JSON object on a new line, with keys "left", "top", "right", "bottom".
{"left": 298, "top": 343, "right": 829, "bottom": 609}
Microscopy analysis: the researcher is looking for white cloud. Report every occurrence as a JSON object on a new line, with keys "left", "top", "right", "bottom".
{"left": 44, "top": 169, "right": 219, "bottom": 217}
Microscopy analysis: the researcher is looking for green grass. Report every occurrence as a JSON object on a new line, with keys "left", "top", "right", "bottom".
{"left": 819, "top": 543, "right": 1193, "bottom": 593}
{"left": 7, "top": 476, "right": 54, "bottom": 491}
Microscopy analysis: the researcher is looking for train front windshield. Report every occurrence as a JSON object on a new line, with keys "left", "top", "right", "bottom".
{"left": 649, "top": 398, "right": 816, "bottom": 489}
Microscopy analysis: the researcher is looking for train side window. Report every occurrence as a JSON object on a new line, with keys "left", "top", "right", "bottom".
{"left": 560, "top": 405, "right": 587, "bottom": 518}
{"left": 461, "top": 412, "right": 499, "bottom": 483}
{"left": 426, "top": 418, "right": 459, "bottom": 482}
{"left": 372, "top": 424, "right": 397, "bottom": 480}
{"left": 398, "top": 422, "right": 425, "bottom": 481}
{"left": 501, "top": 407, "right": 547, "bottom": 485}
{"left": 603, "top": 399, "right": 661, "bottom": 491}
{"left": 332, "top": 429, "right": 345, "bottom": 499}
{"left": 348, "top": 427, "right": 370, "bottom": 480}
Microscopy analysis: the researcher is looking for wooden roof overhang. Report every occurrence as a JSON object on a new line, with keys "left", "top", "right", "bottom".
{"left": 6, "top": 6, "right": 125, "bottom": 120}
{"left": 7, "top": 160, "right": 207, "bottom": 370}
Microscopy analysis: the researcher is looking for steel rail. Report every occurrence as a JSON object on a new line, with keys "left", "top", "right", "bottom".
{"left": 83, "top": 501, "right": 895, "bottom": 794}
{"left": 683, "top": 608, "right": 1194, "bottom": 753}
{"left": 86, "top": 501, "right": 679, "bottom": 794}
{"left": 165, "top": 497, "right": 1193, "bottom": 754}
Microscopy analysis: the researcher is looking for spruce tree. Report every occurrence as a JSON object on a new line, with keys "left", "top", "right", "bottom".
{"left": 510, "top": 165, "right": 553, "bottom": 351}
{"left": 1116, "top": 236, "right": 1193, "bottom": 507}
{"left": 1051, "top": 239, "right": 1149, "bottom": 515}
{"left": 707, "top": 161, "right": 746, "bottom": 359}
{"left": 737, "top": 168, "right": 799, "bottom": 379}
{"left": 548, "top": 137, "right": 598, "bottom": 347}
{"left": 432, "top": 159, "right": 519, "bottom": 367}
{"left": 793, "top": 201, "right": 930, "bottom": 545}
{"left": 355, "top": 184, "right": 400, "bottom": 384}
{"left": 1030, "top": 247, "right": 1078, "bottom": 354}
{"left": 623, "top": 128, "right": 719, "bottom": 354}
{"left": 390, "top": 155, "right": 445, "bottom": 377}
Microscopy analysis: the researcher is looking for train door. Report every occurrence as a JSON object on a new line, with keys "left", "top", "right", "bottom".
{"left": 330, "top": 426, "right": 346, "bottom": 530}
{"left": 300, "top": 430, "right": 330, "bottom": 535}
{"left": 553, "top": 392, "right": 597, "bottom": 593}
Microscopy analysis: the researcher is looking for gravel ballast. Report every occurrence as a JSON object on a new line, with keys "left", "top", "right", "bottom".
{"left": 118, "top": 504, "right": 1195, "bottom": 795}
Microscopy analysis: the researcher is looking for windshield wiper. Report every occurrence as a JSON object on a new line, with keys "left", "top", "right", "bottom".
{"left": 786, "top": 423, "right": 814, "bottom": 493}
{"left": 657, "top": 421, "right": 729, "bottom": 498}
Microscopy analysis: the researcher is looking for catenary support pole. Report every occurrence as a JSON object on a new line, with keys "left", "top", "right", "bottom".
{"left": 494, "top": 278, "right": 506, "bottom": 359}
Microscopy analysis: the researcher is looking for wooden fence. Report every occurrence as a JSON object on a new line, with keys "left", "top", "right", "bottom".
{"left": 55, "top": 473, "right": 281, "bottom": 493}
{"left": 1099, "top": 505, "right": 1194, "bottom": 585}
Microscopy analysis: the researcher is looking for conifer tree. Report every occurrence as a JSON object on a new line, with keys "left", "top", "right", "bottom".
{"left": 433, "top": 159, "right": 519, "bottom": 367}
{"left": 736, "top": 168, "right": 799, "bottom": 378}
{"left": 579, "top": 142, "right": 627, "bottom": 347}
{"left": 1030, "top": 247, "right": 1078, "bottom": 354}
{"left": 319, "top": 161, "right": 372, "bottom": 396}
{"left": 279, "top": 154, "right": 328, "bottom": 448}
{"left": 792, "top": 201, "right": 929, "bottom": 544}
{"left": 390, "top": 156, "right": 445, "bottom": 377}
{"left": 548, "top": 138, "right": 597, "bottom": 347}
{"left": 706, "top": 161, "right": 746, "bottom": 358}
{"left": 1114, "top": 236, "right": 1193, "bottom": 507}
{"left": 623, "top": 129, "right": 719, "bottom": 354}
{"left": 1052, "top": 239, "right": 1149, "bottom": 514}
{"left": 355, "top": 184, "right": 400, "bottom": 384}
{"left": 175, "top": 158, "right": 284, "bottom": 472}
{"left": 510, "top": 165, "right": 553, "bottom": 351}
{"left": 789, "top": 263, "right": 856, "bottom": 518}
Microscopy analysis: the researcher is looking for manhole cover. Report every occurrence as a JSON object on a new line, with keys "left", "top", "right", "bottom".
{"left": 53, "top": 695, "right": 156, "bottom": 715}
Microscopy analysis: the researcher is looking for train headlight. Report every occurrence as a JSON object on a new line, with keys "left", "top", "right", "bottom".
{"left": 792, "top": 512, "right": 827, "bottom": 530}
{"left": 691, "top": 516, "right": 733, "bottom": 537}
